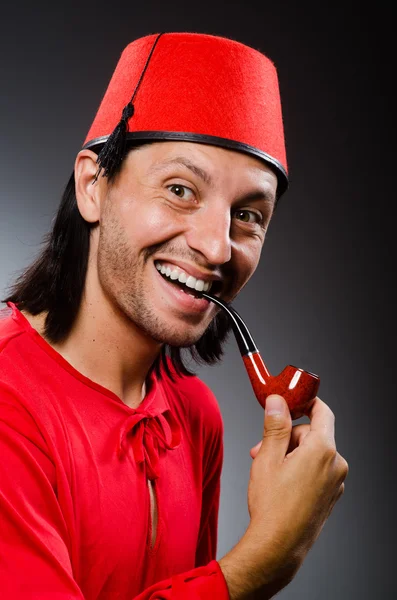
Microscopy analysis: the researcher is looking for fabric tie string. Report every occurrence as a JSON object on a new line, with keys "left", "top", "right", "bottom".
{"left": 118, "top": 408, "right": 181, "bottom": 480}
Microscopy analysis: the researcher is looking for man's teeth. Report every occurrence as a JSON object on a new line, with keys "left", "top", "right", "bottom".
{"left": 155, "top": 262, "right": 211, "bottom": 292}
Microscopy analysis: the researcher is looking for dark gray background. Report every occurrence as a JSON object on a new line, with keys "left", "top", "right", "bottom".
{"left": 0, "top": 1, "right": 394, "bottom": 597}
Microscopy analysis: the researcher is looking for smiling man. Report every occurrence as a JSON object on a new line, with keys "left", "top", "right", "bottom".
{"left": 0, "top": 33, "right": 348, "bottom": 599}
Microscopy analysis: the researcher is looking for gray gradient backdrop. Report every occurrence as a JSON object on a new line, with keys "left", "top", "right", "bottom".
{"left": 0, "top": 1, "right": 394, "bottom": 598}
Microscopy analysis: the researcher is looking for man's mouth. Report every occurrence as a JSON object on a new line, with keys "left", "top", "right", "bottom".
{"left": 154, "top": 260, "right": 222, "bottom": 298}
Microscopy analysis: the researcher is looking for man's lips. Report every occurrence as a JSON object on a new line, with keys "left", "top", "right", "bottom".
{"left": 154, "top": 263, "right": 212, "bottom": 313}
{"left": 153, "top": 257, "right": 223, "bottom": 288}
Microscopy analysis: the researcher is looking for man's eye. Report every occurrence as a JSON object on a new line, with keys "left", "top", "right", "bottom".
{"left": 167, "top": 184, "right": 195, "bottom": 200}
{"left": 233, "top": 209, "right": 262, "bottom": 225}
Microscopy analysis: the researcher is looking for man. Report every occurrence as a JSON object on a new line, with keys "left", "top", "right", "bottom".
{"left": 0, "top": 32, "right": 348, "bottom": 599}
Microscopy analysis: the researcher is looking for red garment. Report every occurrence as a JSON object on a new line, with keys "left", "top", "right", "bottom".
{"left": 0, "top": 303, "right": 230, "bottom": 599}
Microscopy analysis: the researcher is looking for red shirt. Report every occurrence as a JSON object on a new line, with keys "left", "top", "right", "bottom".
{"left": 0, "top": 303, "right": 230, "bottom": 599}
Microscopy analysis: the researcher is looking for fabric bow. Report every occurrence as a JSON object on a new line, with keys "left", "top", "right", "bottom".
{"left": 118, "top": 408, "right": 181, "bottom": 480}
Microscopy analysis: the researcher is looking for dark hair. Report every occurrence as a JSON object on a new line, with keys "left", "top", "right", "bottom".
{"left": 3, "top": 146, "right": 231, "bottom": 380}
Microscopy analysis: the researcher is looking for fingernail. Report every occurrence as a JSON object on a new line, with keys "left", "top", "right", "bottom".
{"left": 265, "top": 395, "right": 284, "bottom": 415}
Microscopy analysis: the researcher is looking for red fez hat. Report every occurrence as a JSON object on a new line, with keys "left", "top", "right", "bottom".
{"left": 83, "top": 32, "right": 288, "bottom": 197}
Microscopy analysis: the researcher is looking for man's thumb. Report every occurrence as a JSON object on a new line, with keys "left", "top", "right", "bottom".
{"left": 259, "top": 394, "right": 292, "bottom": 463}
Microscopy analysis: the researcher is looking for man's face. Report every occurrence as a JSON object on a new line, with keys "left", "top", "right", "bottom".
{"left": 95, "top": 141, "right": 278, "bottom": 347}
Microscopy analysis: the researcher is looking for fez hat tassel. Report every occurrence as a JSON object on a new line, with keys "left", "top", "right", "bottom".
{"left": 94, "top": 32, "right": 164, "bottom": 181}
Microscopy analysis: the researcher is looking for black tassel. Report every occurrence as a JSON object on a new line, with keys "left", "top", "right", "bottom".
{"left": 93, "top": 32, "right": 165, "bottom": 183}
{"left": 94, "top": 102, "right": 134, "bottom": 181}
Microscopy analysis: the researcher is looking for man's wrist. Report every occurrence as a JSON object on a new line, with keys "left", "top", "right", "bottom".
{"left": 218, "top": 532, "right": 274, "bottom": 600}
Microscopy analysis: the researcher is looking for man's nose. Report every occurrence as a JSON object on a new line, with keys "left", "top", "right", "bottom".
{"left": 184, "top": 207, "right": 232, "bottom": 266}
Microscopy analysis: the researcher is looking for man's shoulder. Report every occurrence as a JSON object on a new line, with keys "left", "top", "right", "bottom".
{"left": 0, "top": 304, "right": 22, "bottom": 349}
{"left": 0, "top": 306, "right": 44, "bottom": 437}
{"left": 161, "top": 367, "right": 224, "bottom": 436}
{"left": 0, "top": 304, "right": 42, "bottom": 408}
{"left": 163, "top": 364, "right": 219, "bottom": 406}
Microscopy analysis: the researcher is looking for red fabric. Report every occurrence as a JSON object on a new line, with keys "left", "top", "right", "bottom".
{"left": 0, "top": 304, "right": 230, "bottom": 599}
{"left": 83, "top": 32, "right": 287, "bottom": 175}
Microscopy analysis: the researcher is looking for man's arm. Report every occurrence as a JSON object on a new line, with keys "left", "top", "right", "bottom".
{"left": 218, "top": 394, "right": 348, "bottom": 599}
{"left": 0, "top": 396, "right": 84, "bottom": 598}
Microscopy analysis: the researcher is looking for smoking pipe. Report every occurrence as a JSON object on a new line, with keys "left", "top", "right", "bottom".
{"left": 201, "top": 292, "right": 320, "bottom": 419}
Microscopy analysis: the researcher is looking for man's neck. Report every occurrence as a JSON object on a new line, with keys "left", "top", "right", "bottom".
{"left": 22, "top": 294, "right": 161, "bottom": 410}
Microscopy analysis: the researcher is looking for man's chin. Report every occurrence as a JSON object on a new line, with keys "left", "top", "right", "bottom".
{"left": 148, "top": 327, "right": 206, "bottom": 348}
{"left": 121, "top": 298, "right": 215, "bottom": 347}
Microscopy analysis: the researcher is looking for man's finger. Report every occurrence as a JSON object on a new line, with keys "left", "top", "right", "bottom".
{"left": 287, "top": 423, "right": 310, "bottom": 454}
{"left": 250, "top": 440, "right": 262, "bottom": 459}
{"left": 258, "top": 394, "right": 292, "bottom": 465}
{"left": 304, "top": 396, "right": 335, "bottom": 445}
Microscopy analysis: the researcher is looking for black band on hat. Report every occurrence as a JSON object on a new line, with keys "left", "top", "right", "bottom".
{"left": 84, "top": 131, "right": 289, "bottom": 198}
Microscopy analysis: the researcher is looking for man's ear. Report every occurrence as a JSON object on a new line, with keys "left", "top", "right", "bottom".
{"left": 74, "top": 150, "right": 105, "bottom": 224}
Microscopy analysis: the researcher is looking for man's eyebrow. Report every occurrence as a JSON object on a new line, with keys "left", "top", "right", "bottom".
{"left": 148, "top": 157, "right": 212, "bottom": 185}
{"left": 238, "top": 189, "right": 276, "bottom": 207}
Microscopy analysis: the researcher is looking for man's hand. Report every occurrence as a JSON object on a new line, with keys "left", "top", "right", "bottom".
{"left": 218, "top": 394, "right": 348, "bottom": 600}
